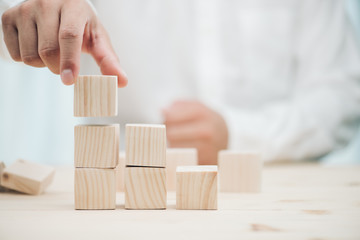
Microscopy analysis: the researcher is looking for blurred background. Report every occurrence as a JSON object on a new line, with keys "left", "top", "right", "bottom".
{"left": 0, "top": 0, "right": 359, "bottom": 166}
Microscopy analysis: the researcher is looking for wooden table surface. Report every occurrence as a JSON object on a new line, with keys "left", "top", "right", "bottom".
{"left": 1, "top": 164, "right": 360, "bottom": 240}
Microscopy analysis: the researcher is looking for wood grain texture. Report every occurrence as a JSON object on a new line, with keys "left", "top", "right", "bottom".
{"left": 126, "top": 124, "right": 166, "bottom": 167}
{"left": 176, "top": 166, "right": 218, "bottom": 210}
{"left": 166, "top": 148, "right": 198, "bottom": 191}
{"left": 116, "top": 151, "right": 126, "bottom": 192}
{"left": 2, "top": 165, "right": 360, "bottom": 239}
{"left": 0, "top": 159, "right": 55, "bottom": 195}
{"left": 74, "top": 124, "right": 119, "bottom": 168}
{"left": 125, "top": 167, "right": 166, "bottom": 209}
{"left": 74, "top": 75, "right": 118, "bottom": 117}
{"left": 74, "top": 168, "right": 116, "bottom": 210}
{"left": 218, "top": 150, "right": 262, "bottom": 192}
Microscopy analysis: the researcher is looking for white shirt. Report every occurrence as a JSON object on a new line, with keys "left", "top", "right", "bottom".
{"left": 1, "top": 0, "right": 360, "bottom": 162}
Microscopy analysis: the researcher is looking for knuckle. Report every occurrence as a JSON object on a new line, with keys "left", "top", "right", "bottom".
{"left": 18, "top": 2, "right": 32, "bottom": 17}
{"left": 37, "top": 0, "right": 49, "bottom": 11}
{"left": 59, "top": 27, "right": 81, "bottom": 40}
{"left": 11, "top": 53, "right": 22, "bottom": 62}
{"left": 1, "top": 11, "right": 12, "bottom": 26}
{"left": 39, "top": 46, "right": 59, "bottom": 59}
{"left": 22, "top": 54, "right": 41, "bottom": 65}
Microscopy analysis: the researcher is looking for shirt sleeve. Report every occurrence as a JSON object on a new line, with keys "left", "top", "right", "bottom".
{"left": 221, "top": 0, "right": 360, "bottom": 162}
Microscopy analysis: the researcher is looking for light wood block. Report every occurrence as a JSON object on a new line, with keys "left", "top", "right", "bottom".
{"left": 218, "top": 150, "right": 262, "bottom": 193}
{"left": 74, "top": 124, "right": 119, "bottom": 168}
{"left": 0, "top": 161, "right": 8, "bottom": 192}
{"left": 176, "top": 166, "right": 218, "bottom": 210}
{"left": 74, "top": 75, "right": 118, "bottom": 117}
{"left": 126, "top": 124, "right": 166, "bottom": 167}
{"left": 0, "top": 159, "right": 55, "bottom": 195}
{"left": 166, "top": 148, "right": 198, "bottom": 191}
{"left": 125, "top": 167, "right": 166, "bottom": 209}
{"left": 116, "top": 151, "right": 126, "bottom": 192}
{"left": 74, "top": 168, "right": 116, "bottom": 210}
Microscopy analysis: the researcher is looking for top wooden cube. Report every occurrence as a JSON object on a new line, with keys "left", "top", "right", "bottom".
{"left": 74, "top": 75, "right": 118, "bottom": 117}
{"left": 126, "top": 124, "right": 166, "bottom": 167}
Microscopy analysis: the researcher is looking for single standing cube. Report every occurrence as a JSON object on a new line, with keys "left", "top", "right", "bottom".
{"left": 126, "top": 124, "right": 166, "bottom": 167}
{"left": 166, "top": 148, "right": 198, "bottom": 191}
{"left": 0, "top": 159, "right": 55, "bottom": 195}
{"left": 74, "top": 124, "right": 119, "bottom": 168}
{"left": 176, "top": 166, "right": 218, "bottom": 210}
{"left": 74, "top": 168, "right": 116, "bottom": 210}
{"left": 125, "top": 167, "right": 166, "bottom": 209}
{"left": 116, "top": 151, "right": 126, "bottom": 192}
{"left": 218, "top": 151, "right": 262, "bottom": 193}
{"left": 74, "top": 75, "right": 118, "bottom": 117}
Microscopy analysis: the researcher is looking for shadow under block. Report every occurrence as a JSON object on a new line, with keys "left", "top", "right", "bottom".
{"left": 126, "top": 124, "right": 166, "bottom": 167}
{"left": 0, "top": 159, "right": 55, "bottom": 195}
{"left": 74, "top": 75, "right": 118, "bottom": 117}
{"left": 176, "top": 166, "right": 218, "bottom": 210}
{"left": 75, "top": 168, "right": 116, "bottom": 210}
{"left": 218, "top": 151, "right": 262, "bottom": 193}
{"left": 116, "top": 151, "right": 126, "bottom": 192}
{"left": 74, "top": 124, "right": 119, "bottom": 168}
{"left": 166, "top": 148, "right": 198, "bottom": 191}
{"left": 125, "top": 167, "right": 166, "bottom": 209}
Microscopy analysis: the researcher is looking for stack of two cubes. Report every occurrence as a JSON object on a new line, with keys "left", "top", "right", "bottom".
{"left": 74, "top": 75, "right": 119, "bottom": 210}
{"left": 125, "top": 124, "right": 167, "bottom": 209}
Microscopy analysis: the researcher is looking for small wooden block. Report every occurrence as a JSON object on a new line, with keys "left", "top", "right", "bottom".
{"left": 74, "top": 168, "right": 116, "bottom": 210}
{"left": 166, "top": 148, "right": 198, "bottom": 191}
{"left": 176, "top": 166, "right": 218, "bottom": 210}
{"left": 74, "top": 124, "right": 119, "bottom": 168}
{"left": 116, "top": 151, "right": 126, "bottom": 192}
{"left": 0, "top": 159, "right": 55, "bottom": 195}
{"left": 218, "top": 151, "right": 262, "bottom": 193}
{"left": 126, "top": 124, "right": 166, "bottom": 167}
{"left": 125, "top": 167, "right": 166, "bottom": 209}
{"left": 74, "top": 75, "right": 118, "bottom": 117}
{"left": 0, "top": 161, "right": 8, "bottom": 192}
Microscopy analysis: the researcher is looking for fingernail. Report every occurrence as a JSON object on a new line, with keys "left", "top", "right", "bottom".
{"left": 61, "top": 69, "right": 74, "bottom": 85}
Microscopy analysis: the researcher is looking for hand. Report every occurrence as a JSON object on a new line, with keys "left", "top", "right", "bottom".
{"left": 1, "top": 0, "right": 127, "bottom": 86}
{"left": 163, "top": 100, "right": 229, "bottom": 165}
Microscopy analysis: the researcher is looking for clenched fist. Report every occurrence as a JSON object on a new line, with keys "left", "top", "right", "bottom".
{"left": 1, "top": 0, "right": 127, "bottom": 86}
{"left": 163, "top": 100, "right": 229, "bottom": 165}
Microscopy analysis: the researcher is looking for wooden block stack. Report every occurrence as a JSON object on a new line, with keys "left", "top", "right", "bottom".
{"left": 125, "top": 124, "right": 167, "bottom": 209}
{"left": 218, "top": 150, "right": 262, "bottom": 193}
{"left": 0, "top": 159, "right": 55, "bottom": 195}
{"left": 176, "top": 166, "right": 218, "bottom": 210}
{"left": 166, "top": 148, "right": 198, "bottom": 191}
{"left": 73, "top": 75, "right": 119, "bottom": 210}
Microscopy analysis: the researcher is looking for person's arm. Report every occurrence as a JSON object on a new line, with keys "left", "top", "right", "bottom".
{"left": 1, "top": 0, "right": 127, "bottom": 86}
{"left": 222, "top": 0, "right": 360, "bottom": 162}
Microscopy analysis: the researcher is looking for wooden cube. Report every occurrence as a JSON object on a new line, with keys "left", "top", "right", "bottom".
{"left": 126, "top": 124, "right": 166, "bottom": 167}
{"left": 74, "top": 168, "right": 116, "bottom": 210}
{"left": 74, "top": 75, "right": 118, "bottom": 117}
{"left": 116, "top": 151, "right": 126, "bottom": 192}
{"left": 176, "top": 166, "right": 218, "bottom": 210}
{"left": 125, "top": 167, "right": 166, "bottom": 209}
{"left": 166, "top": 148, "right": 198, "bottom": 191}
{"left": 218, "top": 151, "right": 262, "bottom": 193}
{"left": 74, "top": 124, "right": 119, "bottom": 168}
{"left": 0, "top": 161, "right": 7, "bottom": 192}
{"left": 0, "top": 159, "right": 55, "bottom": 195}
